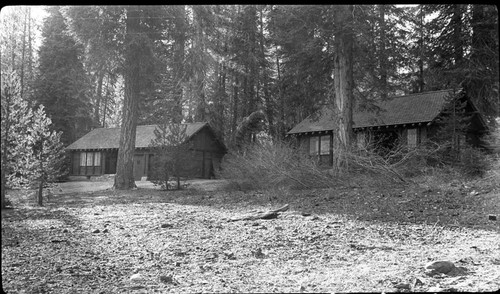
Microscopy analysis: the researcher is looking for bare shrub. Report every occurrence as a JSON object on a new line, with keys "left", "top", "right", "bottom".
{"left": 345, "top": 138, "right": 445, "bottom": 186}
{"left": 220, "top": 141, "right": 340, "bottom": 191}
{"left": 458, "top": 146, "right": 490, "bottom": 177}
{"left": 221, "top": 131, "right": 495, "bottom": 193}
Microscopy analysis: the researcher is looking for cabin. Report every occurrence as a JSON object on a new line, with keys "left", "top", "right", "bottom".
{"left": 66, "top": 122, "right": 227, "bottom": 180}
{"left": 287, "top": 89, "right": 488, "bottom": 165}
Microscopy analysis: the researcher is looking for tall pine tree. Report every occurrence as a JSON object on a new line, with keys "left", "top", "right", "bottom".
{"left": 33, "top": 6, "right": 93, "bottom": 146}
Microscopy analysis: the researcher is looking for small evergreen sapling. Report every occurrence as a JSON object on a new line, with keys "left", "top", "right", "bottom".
{"left": 2, "top": 71, "right": 66, "bottom": 206}
{"left": 149, "top": 123, "right": 193, "bottom": 190}
{"left": 30, "top": 106, "right": 66, "bottom": 205}
{"left": 434, "top": 90, "right": 472, "bottom": 164}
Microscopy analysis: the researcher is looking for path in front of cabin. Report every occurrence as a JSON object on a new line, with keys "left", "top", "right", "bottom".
{"left": 53, "top": 178, "right": 227, "bottom": 194}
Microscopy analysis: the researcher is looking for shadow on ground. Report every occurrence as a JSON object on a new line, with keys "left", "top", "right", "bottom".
{"left": 4, "top": 177, "right": 499, "bottom": 232}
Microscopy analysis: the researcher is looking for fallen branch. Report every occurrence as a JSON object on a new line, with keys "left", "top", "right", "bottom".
{"left": 228, "top": 204, "right": 289, "bottom": 222}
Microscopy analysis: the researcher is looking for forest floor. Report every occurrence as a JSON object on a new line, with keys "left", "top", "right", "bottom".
{"left": 1, "top": 174, "right": 499, "bottom": 293}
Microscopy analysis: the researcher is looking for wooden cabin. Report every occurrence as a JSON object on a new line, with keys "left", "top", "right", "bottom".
{"left": 287, "top": 89, "right": 488, "bottom": 165}
{"left": 66, "top": 122, "right": 227, "bottom": 179}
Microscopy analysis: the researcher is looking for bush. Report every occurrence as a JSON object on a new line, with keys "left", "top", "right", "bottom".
{"left": 346, "top": 141, "right": 444, "bottom": 183}
{"left": 220, "top": 141, "right": 340, "bottom": 191}
{"left": 221, "top": 140, "right": 433, "bottom": 191}
{"left": 459, "top": 146, "right": 490, "bottom": 178}
{"left": 220, "top": 136, "right": 493, "bottom": 193}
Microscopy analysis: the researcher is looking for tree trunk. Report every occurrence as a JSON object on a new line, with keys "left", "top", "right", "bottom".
{"left": 379, "top": 5, "right": 388, "bottom": 99}
{"left": 20, "top": 8, "right": 27, "bottom": 99}
{"left": 102, "top": 73, "right": 112, "bottom": 127}
{"left": 259, "top": 6, "right": 275, "bottom": 139}
{"left": 173, "top": 5, "right": 186, "bottom": 123}
{"left": 28, "top": 7, "right": 33, "bottom": 96}
{"left": 1, "top": 165, "right": 6, "bottom": 209}
{"left": 418, "top": 5, "right": 425, "bottom": 93}
{"left": 94, "top": 69, "right": 105, "bottom": 125}
{"left": 114, "top": 7, "right": 141, "bottom": 190}
{"left": 37, "top": 179, "right": 44, "bottom": 206}
{"left": 232, "top": 74, "right": 239, "bottom": 135}
{"left": 452, "top": 5, "right": 464, "bottom": 65}
{"left": 10, "top": 13, "right": 16, "bottom": 71}
{"left": 38, "top": 155, "right": 43, "bottom": 206}
{"left": 332, "top": 5, "right": 354, "bottom": 170}
{"left": 228, "top": 204, "right": 289, "bottom": 222}
{"left": 1, "top": 92, "right": 11, "bottom": 210}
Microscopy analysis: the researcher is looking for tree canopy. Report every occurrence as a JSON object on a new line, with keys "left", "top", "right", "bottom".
{"left": 1, "top": 5, "right": 498, "bottom": 191}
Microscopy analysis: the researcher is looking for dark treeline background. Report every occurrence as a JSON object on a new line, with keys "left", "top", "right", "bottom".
{"left": 2, "top": 5, "right": 498, "bottom": 147}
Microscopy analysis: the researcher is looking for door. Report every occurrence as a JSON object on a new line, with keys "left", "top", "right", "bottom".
{"left": 105, "top": 151, "right": 117, "bottom": 174}
{"left": 202, "top": 152, "right": 213, "bottom": 179}
{"left": 72, "top": 152, "right": 80, "bottom": 175}
{"left": 133, "top": 154, "right": 145, "bottom": 180}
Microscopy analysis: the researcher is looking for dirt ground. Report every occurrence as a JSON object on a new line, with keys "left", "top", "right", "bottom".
{"left": 2, "top": 174, "right": 499, "bottom": 293}
{"left": 54, "top": 177, "right": 228, "bottom": 194}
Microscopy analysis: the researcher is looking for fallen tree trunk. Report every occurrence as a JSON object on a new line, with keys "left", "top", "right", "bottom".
{"left": 228, "top": 204, "right": 289, "bottom": 222}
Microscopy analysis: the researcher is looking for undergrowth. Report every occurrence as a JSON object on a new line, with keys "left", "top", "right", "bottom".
{"left": 220, "top": 138, "right": 496, "bottom": 193}
{"left": 220, "top": 141, "right": 341, "bottom": 191}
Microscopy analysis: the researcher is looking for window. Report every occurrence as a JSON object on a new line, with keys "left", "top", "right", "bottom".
{"left": 80, "top": 152, "right": 86, "bottom": 166}
{"left": 80, "top": 152, "right": 101, "bottom": 166}
{"left": 320, "top": 135, "right": 330, "bottom": 155}
{"left": 310, "top": 135, "right": 331, "bottom": 155}
{"left": 94, "top": 152, "right": 101, "bottom": 166}
{"left": 407, "top": 128, "right": 417, "bottom": 147}
{"left": 309, "top": 136, "right": 319, "bottom": 155}
{"left": 420, "top": 128, "right": 427, "bottom": 143}
{"left": 86, "top": 152, "right": 94, "bottom": 166}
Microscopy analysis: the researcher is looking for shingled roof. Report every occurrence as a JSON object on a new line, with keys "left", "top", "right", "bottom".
{"left": 67, "top": 122, "right": 208, "bottom": 150}
{"left": 288, "top": 89, "right": 458, "bottom": 135}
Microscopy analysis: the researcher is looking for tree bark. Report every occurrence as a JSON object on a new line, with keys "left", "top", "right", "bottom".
{"left": 379, "top": 5, "right": 388, "bottom": 99}
{"left": 20, "top": 8, "right": 27, "bottom": 99}
{"left": 1, "top": 95, "right": 10, "bottom": 209}
{"left": 259, "top": 6, "right": 275, "bottom": 139}
{"left": 417, "top": 5, "right": 425, "bottom": 93}
{"left": 114, "top": 7, "right": 141, "bottom": 190}
{"left": 38, "top": 152, "right": 44, "bottom": 206}
{"left": 231, "top": 73, "right": 239, "bottom": 135}
{"left": 332, "top": 5, "right": 354, "bottom": 170}
{"left": 28, "top": 7, "right": 33, "bottom": 96}
{"left": 276, "top": 45, "right": 284, "bottom": 139}
{"left": 173, "top": 5, "right": 186, "bottom": 123}
{"left": 94, "top": 68, "right": 104, "bottom": 125}
{"left": 228, "top": 204, "right": 289, "bottom": 222}
{"left": 1, "top": 165, "right": 6, "bottom": 209}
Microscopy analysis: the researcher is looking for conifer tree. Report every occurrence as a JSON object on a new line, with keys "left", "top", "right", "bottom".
{"left": 149, "top": 121, "right": 193, "bottom": 190}
{"left": 1, "top": 70, "right": 65, "bottom": 207}
{"left": 33, "top": 6, "right": 93, "bottom": 146}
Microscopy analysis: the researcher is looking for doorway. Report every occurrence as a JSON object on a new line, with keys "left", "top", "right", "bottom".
{"left": 133, "top": 154, "right": 145, "bottom": 180}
